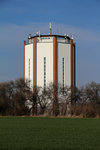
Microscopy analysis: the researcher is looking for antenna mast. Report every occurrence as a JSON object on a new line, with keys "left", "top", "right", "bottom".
{"left": 49, "top": 22, "right": 52, "bottom": 35}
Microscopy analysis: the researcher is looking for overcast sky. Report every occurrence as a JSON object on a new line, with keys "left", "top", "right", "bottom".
{"left": 0, "top": 0, "right": 100, "bottom": 86}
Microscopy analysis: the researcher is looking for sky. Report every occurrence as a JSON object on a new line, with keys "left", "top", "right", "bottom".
{"left": 0, "top": 0, "right": 100, "bottom": 86}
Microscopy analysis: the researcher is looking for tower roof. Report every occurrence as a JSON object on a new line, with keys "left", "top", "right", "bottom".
{"left": 28, "top": 34, "right": 71, "bottom": 40}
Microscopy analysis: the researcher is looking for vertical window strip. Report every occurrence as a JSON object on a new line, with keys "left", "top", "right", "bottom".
{"left": 29, "top": 58, "right": 30, "bottom": 86}
{"left": 62, "top": 58, "right": 64, "bottom": 92}
{"left": 44, "top": 57, "right": 46, "bottom": 88}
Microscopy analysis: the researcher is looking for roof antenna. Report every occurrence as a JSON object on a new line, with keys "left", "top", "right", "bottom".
{"left": 49, "top": 22, "right": 52, "bottom": 35}
{"left": 28, "top": 34, "right": 31, "bottom": 38}
{"left": 38, "top": 30, "right": 40, "bottom": 37}
{"left": 71, "top": 35, "right": 74, "bottom": 40}
{"left": 36, "top": 31, "right": 40, "bottom": 37}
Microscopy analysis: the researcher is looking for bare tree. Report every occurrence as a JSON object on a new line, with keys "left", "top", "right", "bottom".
{"left": 0, "top": 79, "right": 30, "bottom": 116}
{"left": 58, "top": 85, "right": 71, "bottom": 116}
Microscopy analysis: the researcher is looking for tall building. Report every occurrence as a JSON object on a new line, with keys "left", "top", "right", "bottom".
{"left": 23, "top": 31, "right": 76, "bottom": 90}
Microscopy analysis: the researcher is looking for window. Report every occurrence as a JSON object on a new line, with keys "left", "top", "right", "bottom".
{"left": 44, "top": 57, "right": 46, "bottom": 88}
{"left": 62, "top": 58, "right": 64, "bottom": 92}
{"left": 29, "top": 58, "right": 30, "bottom": 83}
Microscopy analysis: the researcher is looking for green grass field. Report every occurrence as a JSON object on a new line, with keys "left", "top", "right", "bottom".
{"left": 0, "top": 117, "right": 100, "bottom": 150}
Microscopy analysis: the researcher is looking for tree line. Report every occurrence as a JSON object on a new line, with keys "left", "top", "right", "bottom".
{"left": 0, "top": 78, "right": 100, "bottom": 117}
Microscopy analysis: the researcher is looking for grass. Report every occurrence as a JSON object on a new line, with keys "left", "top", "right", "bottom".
{"left": 0, "top": 117, "right": 100, "bottom": 150}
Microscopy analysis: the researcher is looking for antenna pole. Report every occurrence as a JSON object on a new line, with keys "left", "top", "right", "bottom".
{"left": 49, "top": 22, "right": 52, "bottom": 35}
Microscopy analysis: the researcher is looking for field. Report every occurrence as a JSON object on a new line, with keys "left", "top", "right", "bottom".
{"left": 0, "top": 117, "right": 100, "bottom": 150}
